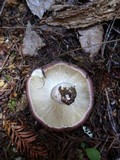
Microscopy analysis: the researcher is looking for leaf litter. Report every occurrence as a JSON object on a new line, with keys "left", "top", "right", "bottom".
{"left": 22, "top": 21, "right": 45, "bottom": 56}
{"left": 26, "top": 0, "right": 55, "bottom": 19}
{"left": 0, "top": 1, "right": 120, "bottom": 160}
{"left": 77, "top": 25, "right": 104, "bottom": 57}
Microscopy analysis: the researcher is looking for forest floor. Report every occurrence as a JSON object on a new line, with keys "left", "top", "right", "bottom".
{"left": 0, "top": 0, "right": 120, "bottom": 160}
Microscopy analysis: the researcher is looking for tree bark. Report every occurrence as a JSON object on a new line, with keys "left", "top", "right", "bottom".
{"left": 46, "top": 0, "right": 120, "bottom": 29}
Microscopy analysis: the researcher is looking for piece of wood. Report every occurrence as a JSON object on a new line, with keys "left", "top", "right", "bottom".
{"left": 46, "top": 0, "right": 120, "bottom": 29}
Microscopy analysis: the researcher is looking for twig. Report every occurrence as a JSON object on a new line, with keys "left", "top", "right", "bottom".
{"left": 105, "top": 88, "right": 118, "bottom": 135}
{"left": 101, "top": 17, "right": 116, "bottom": 58}
{"left": 107, "top": 137, "right": 116, "bottom": 151}
{"left": 0, "top": 26, "right": 64, "bottom": 36}
{"left": 3, "top": 147, "right": 8, "bottom": 160}
{"left": 55, "top": 39, "right": 120, "bottom": 58}
{"left": 113, "top": 27, "right": 120, "bottom": 35}
{"left": 0, "top": 0, "right": 7, "bottom": 16}
{"left": 100, "top": 136, "right": 109, "bottom": 153}
{"left": 0, "top": 53, "right": 10, "bottom": 72}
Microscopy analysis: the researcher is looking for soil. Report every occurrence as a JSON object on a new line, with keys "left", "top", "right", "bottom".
{"left": 0, "top": 0, "right": 120, "bottom": 160}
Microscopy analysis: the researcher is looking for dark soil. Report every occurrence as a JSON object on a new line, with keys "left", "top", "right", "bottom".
{"left": 0, "top": 0, "right": 120, "bottom": 160}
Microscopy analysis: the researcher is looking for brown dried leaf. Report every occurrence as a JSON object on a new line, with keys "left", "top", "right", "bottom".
{"left": 22, "top": 22, "right": 45, "bottom": 56}
{"left": 13, "top": 125, "right": 25, "bottom": 131}
{"left": 0, "top": 36, "right": 4, "bottom": 44}
{"left": 14, "top": 134, "right": 18, "bottom": 143}
{"left": 23, "top": 136, "right": 37, "bottom": 143}
{"left": 26, "top": 0, "right": 55, "bottom": 19}
{"left": 18, "top": 132, "right": 35, "bottom": 137}
{"left": 77, "top": 25, "right": 104, "bottom": 57}
{"left": 3, "top": 120, "right": 47, "bottom": 159}
{"left": 7, "top": 126, "right": 11, "bottom": 136}
{"left": 17, "top": 139, "right": 22, "bottom": 151}
{"left": 7, "top": 0, "right": 19, "bottom": 5}
{"left": 11, "top": 130, "right": 15, "bottom": 142}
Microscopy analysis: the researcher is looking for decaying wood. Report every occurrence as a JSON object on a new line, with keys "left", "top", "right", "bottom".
{"left": 46, "top": 0, "right": 120, "bottom": 29}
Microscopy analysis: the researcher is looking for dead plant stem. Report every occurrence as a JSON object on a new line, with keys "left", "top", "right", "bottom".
{"left": 0, "top": 0, "right": 7, "bottom": 16}
{"left": 105, "top": 88, "right": 118, "bottom": 135}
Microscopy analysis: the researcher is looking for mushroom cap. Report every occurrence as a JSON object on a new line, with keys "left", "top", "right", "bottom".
{"left": 27, "top": 62, "right": 94, "bottom": 130}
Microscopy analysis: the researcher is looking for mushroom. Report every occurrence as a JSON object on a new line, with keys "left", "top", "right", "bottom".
{"left": 27, "top": 62, "right": 94, "bottom": 130}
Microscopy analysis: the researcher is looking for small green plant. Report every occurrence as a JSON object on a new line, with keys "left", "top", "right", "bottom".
{"left": 86, "top": 147, "right": 100, "bottom": 160}
{"left": 4, "top": 75, "right": 11, "bottom": 81}
{"left": 79, "top": 142, "right": 100, "bottom": 160}
{"left": 8, "top": 98, "right": 17, "bottom": 111}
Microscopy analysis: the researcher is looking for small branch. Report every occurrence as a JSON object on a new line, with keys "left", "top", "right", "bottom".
{"left": 101, "top": 17, "right": 116, "bottom": 58}
{"left": 0, "top": 0, "right": 7, "bottom": 16}
{"left": 105, "top": 88, "right": 118, "bottom": 135}
{"left": 0, "top": 53, "right": 11, "bottom": 72}
{"left": 55, "top": 39, "right": 120, "bottom": 58}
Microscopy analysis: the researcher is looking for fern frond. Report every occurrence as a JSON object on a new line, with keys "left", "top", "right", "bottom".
{"left": 3, "top": 120, "right": 47, "bottom": 159}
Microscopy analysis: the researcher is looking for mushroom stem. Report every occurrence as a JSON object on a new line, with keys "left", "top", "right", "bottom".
{"left": 51, "top": 82, "right": 77, "bottom": 105}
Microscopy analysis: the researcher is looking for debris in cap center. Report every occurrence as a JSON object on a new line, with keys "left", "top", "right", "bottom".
{"left": 59, "top": 86, "right": 77, "bottom": 105}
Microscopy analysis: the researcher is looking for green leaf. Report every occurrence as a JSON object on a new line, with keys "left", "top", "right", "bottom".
{"left": 8, "top": 99, "right": 16, "bottom": 111}
{"left": 4, "top": 75, "right": 11, "bottom": 81}
{"left": 86, "top": 148, "right": 100, "bottom": 160}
